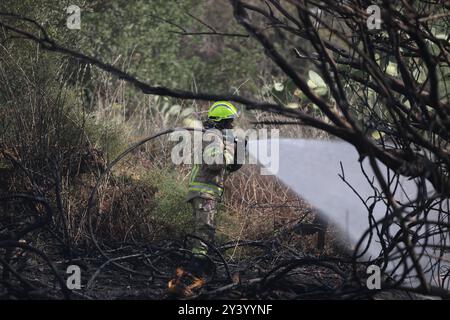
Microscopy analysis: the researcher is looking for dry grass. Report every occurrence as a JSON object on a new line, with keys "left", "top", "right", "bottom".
{"left": 216, "top": 165, "right": 334, "bottom": 259}
{"left": 0, "top": 47, "right": 338, "bottom": 258}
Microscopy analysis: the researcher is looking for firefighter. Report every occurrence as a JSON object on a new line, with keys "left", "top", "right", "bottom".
{"left": 167, "top": 101, "right": 244, "bottom": 297}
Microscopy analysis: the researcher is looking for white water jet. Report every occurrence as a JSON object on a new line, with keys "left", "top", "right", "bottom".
{"left": 247, "top": 138, "right": 449, "bottom": 288}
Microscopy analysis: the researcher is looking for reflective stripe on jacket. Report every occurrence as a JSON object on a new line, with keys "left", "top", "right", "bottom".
{"left": 186, "top": 128, "right": 237, "bottom": 202}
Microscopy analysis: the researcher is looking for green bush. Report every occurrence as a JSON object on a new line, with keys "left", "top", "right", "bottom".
{"left": 143, "top": 168, "right": 193, "bottom": 238}
{"left": 79, "top": 113, "right": 129, "bottom": 163}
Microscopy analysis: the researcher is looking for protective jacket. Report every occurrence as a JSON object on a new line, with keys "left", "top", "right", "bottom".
{"left": 186, "top": 126, "right": 242, "bottom": 202}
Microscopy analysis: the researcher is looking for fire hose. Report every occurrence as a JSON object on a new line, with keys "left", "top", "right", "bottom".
{"left": 86, "top": 127, "right": 245, "bottom": 278}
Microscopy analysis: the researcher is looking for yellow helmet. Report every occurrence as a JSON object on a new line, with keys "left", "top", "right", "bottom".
{"left": 207, "top": 101, "right": 239, "bottom": 122}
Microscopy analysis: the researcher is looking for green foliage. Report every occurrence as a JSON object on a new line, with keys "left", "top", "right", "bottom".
{"left": 80, "top": 0, "right": 196, "bottom": 87}
{"left": 2, "top": 0, "right": 268, "bottom": 98}
{"left": 79, "top": 113, "right": 128, "bottom": 163}
{"left": 143, "top": 168, "right": 193, "bottom": 237}
{"left": 76, "top": 0, "right": 265, "bottom": 95}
